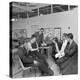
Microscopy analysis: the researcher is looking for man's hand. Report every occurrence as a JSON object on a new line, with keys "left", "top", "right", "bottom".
{"left": 41, "top": 42, "right": 47, "bottom": 46}
{"left": 55, "top": 53, "right": 60, "bottom": 58}
{"left": 36, "top": 48, "right": 39, "bottom": 52}
{"left": 52, "top": 40, "right": 57, "bottom": 44}
{"left": 33, "top": 60, "right": 39, "bottom": 65}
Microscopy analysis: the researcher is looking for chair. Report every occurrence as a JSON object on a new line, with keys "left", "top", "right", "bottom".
{"left": 59, "top": 53, "right": 78, "bottom": 75}
{"left": 18, "top": 56, "right": 32, "bottom": 70}
{"left": 17, "top": 56, "right": 33, "bottom": 77}
{"left": 18, "top": 56, "right": 36, "bottom": 77}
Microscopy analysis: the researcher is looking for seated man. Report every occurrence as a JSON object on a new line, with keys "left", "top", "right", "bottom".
{"left": 56, "top": 33, "right": 78, "bottom": 64}
{"left": 64, "top": 33, "right": 78, "bottom": 57}
{"left": 17, "top": 35, "right": 53, "bottom": 76}
{"left": 55, "top": 33, "right": 68, "bottom": 58}
{"left": 51, "top": 37, "right": 62, "bottom": 59}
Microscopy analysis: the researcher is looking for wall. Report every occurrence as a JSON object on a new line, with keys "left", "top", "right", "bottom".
{"left": 12, "top": 8, "right": 78, "bottom": 43}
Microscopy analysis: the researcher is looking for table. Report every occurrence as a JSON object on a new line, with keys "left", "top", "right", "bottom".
{"left": 39, "top": 46, "right": 52, "bottom": 58}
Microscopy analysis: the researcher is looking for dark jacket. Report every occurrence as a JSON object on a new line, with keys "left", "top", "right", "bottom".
{"left": 64, "top": 40, "right": 78, "bottom": 57}
{"left": 52, "top": 41, "right": 62, "bottom": 57}
{"left": 34, "top": 32, "right": 44, "bottom": 47}
{"left": 17, "top": 47, "right": 34, "bottom": 66}
{"left": 59, "top": 40, "right": 78, "bottom": 75}
{"left": 56, "top": 40, "right": 78, "bottom": 64}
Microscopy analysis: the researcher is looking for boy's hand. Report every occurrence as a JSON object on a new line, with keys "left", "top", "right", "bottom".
{"left": 33, "top": 60, "right": 39, "bottom": 65}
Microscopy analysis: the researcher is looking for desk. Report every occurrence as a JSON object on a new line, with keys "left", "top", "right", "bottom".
{"left": 39, "top": 46, "right": 52, "bottom": 58}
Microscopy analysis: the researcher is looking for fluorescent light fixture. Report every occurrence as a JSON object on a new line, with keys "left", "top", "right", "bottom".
{"left": 11, "top": 18, "right": 17, "bottom": 21}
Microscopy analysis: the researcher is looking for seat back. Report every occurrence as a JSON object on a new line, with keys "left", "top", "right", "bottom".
{"left": 17, "top": 56, "right": 25, "bottom": 70}
{"left": 18, "top": 56, "right": 32, "bottom": 70}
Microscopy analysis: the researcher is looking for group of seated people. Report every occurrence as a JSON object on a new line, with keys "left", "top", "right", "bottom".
{"left": 15, "top": 28, "right": 78, "bottom": 76}
{"left": 52, "top": 33, "right": 78, "bottom": 64}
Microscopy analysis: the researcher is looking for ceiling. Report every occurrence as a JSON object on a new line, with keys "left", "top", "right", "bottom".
{"left": 10, "top": 2, "right": 77, "bottom": 19}
{"left": 11, "top": 2, "right": 77, "bottom": 13}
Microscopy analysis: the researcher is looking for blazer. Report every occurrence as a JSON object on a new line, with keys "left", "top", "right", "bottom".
{"left": 17, "top": 47, "right": 34, "bottom": 65}
{"left": 34, "top": 32, "right": 44, "bottom": 46}
{"left": 64, "top": 40, "right": 78, "bottom": 57}
{"left": 56, "top": 40, "right": 78, "bottom": 64}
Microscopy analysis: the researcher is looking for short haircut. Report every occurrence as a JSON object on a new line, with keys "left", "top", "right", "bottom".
{"left": 31, "top": 35, "right": 36, "bottom": 39}
{"left": 40, "top": 28, "right": 44, "bottom": 30}
{"left": 68, "top": 33, "right": 73, "bottom": 39}
{"left": 63, "top": 33, "right": 68, "bottom": 37}
{"left": 52, "top": 37, "right": 58, "bottom": 43}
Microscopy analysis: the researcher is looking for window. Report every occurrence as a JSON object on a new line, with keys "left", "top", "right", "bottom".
{"left": 70, "top": 5, "right": 78, "bottom": 10}
{"left": 28, "top": 9, "right": 38, "bottom": 18}
{"left": 39, "top": 5, "right": 51, "bottom": 15}
{"left": 53, "top": 5, "right": 68, "bottom": 13}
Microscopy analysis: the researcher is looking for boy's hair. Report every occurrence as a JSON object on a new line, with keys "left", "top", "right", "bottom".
{"left": 63, "top": 33, "right": 68, "bottom": 37}
{"left": 68, "top": 33, "right": 73, "bottom": 39}
{"left": 52, "top": 37, "right": 58, "bottom": 43}
{"left": 40, "top": 28, "right": 44, "bottom": 30}
{"left": 31, "top": 35, "right": 36, "bottom": 39}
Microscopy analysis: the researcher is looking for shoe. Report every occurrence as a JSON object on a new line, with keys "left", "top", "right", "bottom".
{"left": 48, "top": 68, "right": 54, "bottom": 76}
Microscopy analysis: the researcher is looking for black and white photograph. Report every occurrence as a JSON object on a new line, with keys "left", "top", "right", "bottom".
{"left": 9, "top": 1, "right": 78, "bottom": 78}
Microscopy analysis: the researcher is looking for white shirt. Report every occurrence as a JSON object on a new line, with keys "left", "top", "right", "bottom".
{"left": 55, "top": 40, "right": 68, "bottom": 58}
{"left": 60, "top": 40, "right": 68, "bottom": 53}
{"left": 24, "top": 42, "right": 38, "bottom": 53}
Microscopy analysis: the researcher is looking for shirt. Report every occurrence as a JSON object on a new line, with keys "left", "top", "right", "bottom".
{"left": 55, "top": 40, "right": 68, "bottom": 58}
{"left": 24, "top": 42, "right": 38, "bottom": 53}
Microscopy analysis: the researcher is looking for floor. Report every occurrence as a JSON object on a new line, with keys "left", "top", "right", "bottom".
{"left": 12, "top": 56, "right": 62, "bottom": 78}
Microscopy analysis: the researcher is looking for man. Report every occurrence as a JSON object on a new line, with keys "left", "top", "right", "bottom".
{"left": 51, "top": 37, "right": 62, "bottom": 59}
{"left": 52, "top": 33, "right": 68, "bottom": 59}
{"left": 33, "top": 28, "right": 44, "bottom": 47}
{"left": 56, "top": 33, "right": 78, "bottom": 64}
{"left": 64, "top": 33, "right": 78, "bottom": 57}
{"left": 17, "top": 35, "right": 53, "bottom": 76}
{"left": 55, "top": 33, "right": 68, "bottom": 58}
